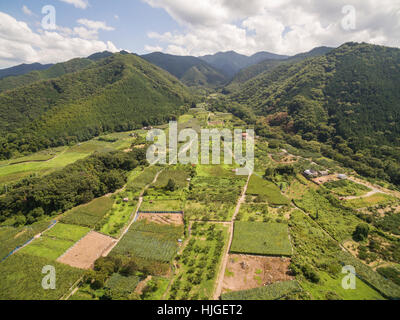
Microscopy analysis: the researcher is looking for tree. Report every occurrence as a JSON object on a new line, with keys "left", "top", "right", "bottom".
{"left": 165, "top": 179, "right": 177, "bottom": 192}
{"left": 353, "top": 224, "right": 370, "bottom": 242}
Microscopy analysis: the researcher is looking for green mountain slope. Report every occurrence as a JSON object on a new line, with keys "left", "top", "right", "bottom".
{"left": 200, "top": 51, "right": 288, "bottom": 78}
{"left": 226, "top": 47, "right": 333, "bottom": 91}
{"left": 0, "top": 53, "right": 191, "bottom": 159}
{"left": 0, "top": 63, "right": 53, "bottom": 80}
{"left": 231, "top": 42, "right": 400, "bottom": 184}
{"left": 141, "top": 52, "right": 227, "bottom": 87}
{"left": 0, "top": 58, "right": 95, "bottom": 93}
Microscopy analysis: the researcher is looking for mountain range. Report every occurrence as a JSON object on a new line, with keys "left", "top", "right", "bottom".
{"left": 0, "top": 42, "right": 399, "bottom": 185}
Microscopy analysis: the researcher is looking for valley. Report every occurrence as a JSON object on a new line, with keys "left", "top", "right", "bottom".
{"left": 0, "top": 106, "right": 399, "bottom": 301}
{"left": 0, "top": 42, "right": 399, "bottom": 301}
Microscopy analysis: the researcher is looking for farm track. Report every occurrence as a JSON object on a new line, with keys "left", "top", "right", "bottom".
{"left": 213, "top": 173, "right": 252, "bottom": 300}
{"left": 102, "top": 169, "right": 164, "bottom": 257}
{"left": 343, "top": 177, "right": 386, "bottom": 200}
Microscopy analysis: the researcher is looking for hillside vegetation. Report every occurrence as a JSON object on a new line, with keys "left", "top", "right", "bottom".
{"left": 230, "top": 43, "right": 400, "bottom": 185}
{"left": 0, "top": 53, "right": 191, "bottom": 159}
{"left": 141, "top": 52, "right": 227, "bottom": 87}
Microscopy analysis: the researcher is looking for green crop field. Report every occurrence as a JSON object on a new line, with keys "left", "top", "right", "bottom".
{"left": 221, "top": 281, "right": 301, "bottom": 300}
{"left": 111, "top": 220, "right": 182, "bottom": 263}
{"left": 294, "top": 190, "right": 362, "bottom": 242}
{"left": 323, "top": 180, "right": 371, "bottom": 197}
{"left": 45, "top": 223, "right": 90, "bottom": 242}
{"left": 140, "top": 199, "right": 182, "bottom": 212}
{"left": 231, "top": 222, "right": 292, "bottom": 256}
{"left": 19, "top": 237, "right": 75, "bottom": 260}
{"left": 61, "top": 196, "right": 114, "bottom": 228}
{"left": 19, "top": 223, "right": 89, "bottom": 260}
{"left": 0, "top": 219, "right": 53, "bottom": 260}
{"left": 344, "top": 193, "right": 398, "bottom": 209}
{"left": 105, "top": 273, "right": 141, "bottom": 298}
{"left": 0, "top": 253, "right": 83, "bottom": 300}
{"left": 247, "top": 175, "right": 290, "bottom": 205}
{"left": 300, "top": 272, "right": 385, "bottom": 300}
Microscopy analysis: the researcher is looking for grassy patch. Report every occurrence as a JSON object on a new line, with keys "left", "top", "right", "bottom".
{"left": 111, "top": 220, "right": 182, "bottom": 263}
{"left": 19, "top": 237, "right": 75, "bottom": 260}
{"left": 231, "top": 222, "right": 292, "bottom": 256}
{"left": 247, "top": 175, "right": 289, "bottom": 206}
{"left": 45, "top": 223, "right": 90, "bottom": 242}
{"left": 323, "top": 179, "right": 371, "bottom": 197}
{"left": 0, "top": 253, "right": 83, "bottom": 300}
{"left": 221, "top": 280, "right": 301, "bottom": 300}
{"left": 61, "top": 196, "right": 114, "bottom": 228}
{"left": 344, "top": 193, "right": 398, "bottom": 209}
{"left": 300, "top": 272, "right": 385, "bottom": 300}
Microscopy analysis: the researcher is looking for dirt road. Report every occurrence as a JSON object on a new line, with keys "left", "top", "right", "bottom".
{"left": 213, "top": 173, "right": 252, "bottom": 300}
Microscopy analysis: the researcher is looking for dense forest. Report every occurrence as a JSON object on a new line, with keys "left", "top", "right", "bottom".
{"left": 228, "top": 43, "right": 400, "bottom": 186}
{"left": 141, "top": 52, "right": 227, "bottom": 87}
{"left": 0, "top": 148, "right": 147, "bottom": 225}
{"left": 0, "top": 53, "right": 192, "bottom": 159}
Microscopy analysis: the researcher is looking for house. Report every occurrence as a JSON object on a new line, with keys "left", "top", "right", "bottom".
{"left": 123, "top": 198, "right": 129, "bottom": 202}
{"left": 319, "top": 170, "right": 330, "bottom": 176}
{"left": 337, "top": 174, "right": 348, "bottom": 180}
{"left": 303, "top": 169, "right": 319, "bottom": 179}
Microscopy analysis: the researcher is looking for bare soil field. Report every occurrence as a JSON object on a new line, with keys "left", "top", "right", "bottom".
{"left": 137, "top": 213, "right": 184, "bottom": 226}
{"left": 222, "top": 254, "right": 293, "bottom": 293}
{"left": 313, "top": 174, "right": 339, "bottom": 185}
{"left": 57, "top": 231, "right": 116, "bottom": 269}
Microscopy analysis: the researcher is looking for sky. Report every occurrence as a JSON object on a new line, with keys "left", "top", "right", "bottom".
{"left": 0, "top": 0, "right": 399, "bottom": 68}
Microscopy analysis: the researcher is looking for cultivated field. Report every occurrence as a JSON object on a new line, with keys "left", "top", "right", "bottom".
{"left": 0, "top": 253, "right": 83, "bottom": 300}
{"left": 223, "top": 254, "right": 293, "bottom": 292}
{"left": 137, "top": 213, "right": 184, "bottom": 225}
{"left": 221, "top": 280, "right": 302, "bottom": 300}
{"left": 57, "top": 231, "right": 116, "bottom": 269}
{"left": 230, "top": 222, "right": 292, "bottom": 256}
{"left": 61, "top": 196, "right": 114, "bottom": 228}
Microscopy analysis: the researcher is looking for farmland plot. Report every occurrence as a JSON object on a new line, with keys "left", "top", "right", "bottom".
{"left": 221, "top": 280, "right": 302, "bottom": 300}
{"left": 0, "top": 253, "right": 83, "bottom": 300}
{"left": 61, "top": 196, "right": 114, "bottom": 228}
{"left": 111, "top": 220, "right": 182, "bottom": 263}
{"left": 247, "top": 175, "right": 290, "bottom": 206}
{"left": 231, "top": 222, "right": 292, "bottom": 256}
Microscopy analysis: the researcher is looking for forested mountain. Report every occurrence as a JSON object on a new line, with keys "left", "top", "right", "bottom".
{"left": 0, "top": 51, "right": 117, "bottom": 93}
{"left": 226, "top": 47, "right": 333, "bottom": 91}
{"left": 231, "top": 42, "right": 400, "bottom": 185}
{"left": 141, "top": 52, "right": 227, "bottom": 87}
{"left": 0, "top": 53, "right": 191, "bottom": 159}
{"left": 0, "top": 58, "right": 95, "bottom": 93}
{"left": 0, "top": 63, "right": 53, "bottom": 80}
{"left": 199, "top": 51, "right": 288, "bottom": 78}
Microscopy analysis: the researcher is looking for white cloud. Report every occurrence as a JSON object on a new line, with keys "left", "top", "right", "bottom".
{"left": 143, "top": 0, "right": 400, "bottom": 56}
{"left": 77, "top": 19, "right": 114, "bottom": 31}
{"left": 59, "top": 0, "right": 89, "bottom": 9}
{"left": 22, "top": 5, "right": 33, "bottom": 16}
{"left": 144, "top": 45, "right": 164, "bottom": 53}
{"left": 0, "top": 12, "right": 118, "bottom": 68}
